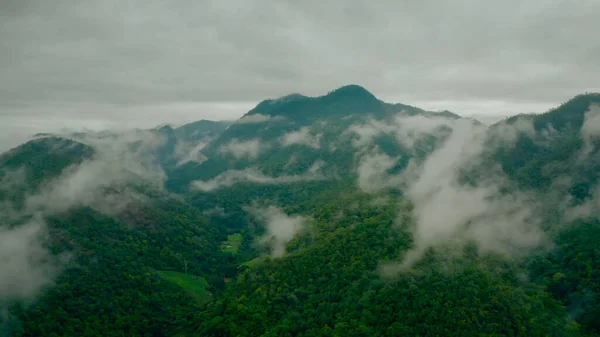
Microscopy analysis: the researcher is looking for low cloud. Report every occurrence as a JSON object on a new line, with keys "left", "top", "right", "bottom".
{"left": 580, "top": 103, "right": 600, "bottom": 157}
{"left": 378, "top": 118, "right": 549, "bottom": 274}
{"left": 346, "top": 119, "right": 392, "bottom": 148}
{"left": 487, "top": 117, "right": 536, "bottom": 146}
{"left": 356, "top": 151, "right": 399, "bottom": 193}
{"left": 202, "top": 206, "right": 228, "bottom": 218}
{"left": 0, "top": 218, "right": 66, "bottom": 307}
{"left": 219, "top": 139, "right": 264, "bottom": 159}
{"left": 346, "top": 112, "right": 452, "bottom": 150}
{"left": 581, "top": 104, "right": 600, "bottom": 139}
{"left": 281, "top": 127, "right": 322, "bottom": 149}
{"left": 236, "top": 114, "right": 284, "bottom": 124}
{"left": 191, "top": 165, "right": 327, "bottom": 192}
{"left": 175, "top": 141, "right": 208, "bottom": 167}
{"left": 246, "top": 205, "right": 308, "bottom": 258}
{"left": 564, "top": 104, "right": 600, "bottom": 219}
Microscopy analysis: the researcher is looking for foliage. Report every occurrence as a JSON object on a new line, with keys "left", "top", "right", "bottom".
{"left": 189, "top": 194, "right": 580, "bottom": 336}
{"left": 4, "top": 89, "right": 600, "bottom": 336}
{"left": 7, "top": 199, "right": 233, "bottom": 337}
{"left": 220, "top": 233, "right": 243, "bottom": 254}
{"left": 157, "top": 271, "right": 212, "bottom": 304}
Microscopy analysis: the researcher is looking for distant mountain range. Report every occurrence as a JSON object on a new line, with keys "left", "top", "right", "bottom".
{"left": 2, "top": 85, "right": 600, "bottom": 336}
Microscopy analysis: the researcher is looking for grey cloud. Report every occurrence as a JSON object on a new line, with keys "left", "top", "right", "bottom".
{"left": 191, "top": 165, "right": 327, "bottom": 192}
{"left": 219, "top": 139, "right": 265, "bottom": 159}
{"left": 347, "top": 113, "right": 452, "bottom": 151}
{"left": 2, "top": 0, "right": 599, "bottom": 130}
{"left": 377, "top": 118, "right": 550, "bottom": 273}
{"left": 175, "top": 141, "right": 208, "bottom": 167}
{"left": 246, "top": 205, "right": 308, "bottom": 258}
{"left": 237, "top": 114, "right": 285, "bottom": 124}
{"left": 0, "top": 218, "right": 64, "bottom": 306}
{"left": 564, "top": 104, "right": 600, "bottom": 219}
{"left": 281, "top": 127, "right": 322, "bottom": 149}
{"left": 580, "top": 104, "right": 600, "bottom": 157}
{"left": 356, "top": 151, "right": 399, "bottom": 193}
{"left": 487, "top": 117, "right": 537, "bottom": 146}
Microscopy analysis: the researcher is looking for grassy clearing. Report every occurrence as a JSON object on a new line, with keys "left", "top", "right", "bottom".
{"left": 241, "top": 257, "right": 264, "bottom": 268}
{"left": 220, "top": 233, "right": 243, "bottom": 254}
{"left": 157, "top": 271, "right": 211, "bottom": 304}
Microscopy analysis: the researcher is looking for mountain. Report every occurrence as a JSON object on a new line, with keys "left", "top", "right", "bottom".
{"left": 2, "top": 86, "right": 600, "bottom": 336}
{"left": 0, "top": 135, "right": 236, "bottom": 337}
{"left": 166, "top": 85, "right": 459, "bottom": 193}
{"left": 492, "top": 93, "right": 600, "bottom": 197}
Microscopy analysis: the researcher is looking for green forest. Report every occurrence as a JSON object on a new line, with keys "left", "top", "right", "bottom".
{"left": 1, "top": 88, "right": 600, "bottom": 336}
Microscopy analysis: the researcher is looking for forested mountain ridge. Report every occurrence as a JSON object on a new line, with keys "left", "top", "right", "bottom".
{"left": 1, "top": 86, "right": 600, "bottom": 336}
{"left": 167, "top": 85, "right": 462, "bottom": 192}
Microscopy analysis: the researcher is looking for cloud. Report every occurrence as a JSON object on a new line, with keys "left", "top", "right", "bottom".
{"left": 236, "top": 113, "right": 284, "bottom": 124}
{"left": 219, "top": 139, "right": 264, "bottom": 159}
{"left": 347, "top": 113, "right": 453, "bottom": 150}
{"left": 356, "top": 151, "right": 399, "bottom": 193}
{"left": 581, "top": 104, "right": 600, "bottom": 138}
{"left": 191, "top": 166, "right": 326, "bottom": 192}
{"left": 346, "top": 119, "right": 392, "bottom": 148}
{"left": 281, "top": 127, "right": 322, "bottom": 149}
{"left": 563, "top": 104, "right": 600, "bottom": 219}
{"left": 202, "top": 206, "right": 227, "bottom": 218}
{"left": 389, "top": 115, "right": 451, "bottom": 148}
{"left": 246, "top": 205, "right": 307, "bottom": 258}
{"left": 487, "top": 116, "right": 536, "bottom": 145}
{"left": 379, "top": 119, "right": 549, "bottom": 274}
{"left": 175, "top": 141, "right": 208, "bottom": 167}
{"left": 580, "top": 103, "right": 600, "bottom": 156}
{"left": 2, "top": 0, "right": 599, "bottom": 117}
{"left": 0, "top": 218, "right": 66, "bottom": 306}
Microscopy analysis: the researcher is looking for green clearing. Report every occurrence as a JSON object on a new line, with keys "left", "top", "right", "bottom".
{"left": 241, "top": 257, "right": 264, "bottom": 268}
{"left": 220, "top": 233, "right": 243, "bottom": 254}
{"left": 157, "top": 271, "right": 211, "bottom": 304}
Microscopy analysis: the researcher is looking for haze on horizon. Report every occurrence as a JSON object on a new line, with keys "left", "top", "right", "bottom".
{"left": 1, "top": 0, "right": 599, "bottom": 151}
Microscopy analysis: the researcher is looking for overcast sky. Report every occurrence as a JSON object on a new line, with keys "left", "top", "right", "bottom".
{"left": 1, "top": 0, "right": 599, "bottom": 151}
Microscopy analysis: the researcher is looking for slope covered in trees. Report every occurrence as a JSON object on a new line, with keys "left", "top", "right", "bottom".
{"left": 2, "top": 86, "right": 600, "bottom": 336}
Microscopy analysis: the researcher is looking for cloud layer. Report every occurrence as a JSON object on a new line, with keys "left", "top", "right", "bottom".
{"left": 281, "top": 127, "right": 322, "bottom": 149}
{"left": 2, "top": 0, "right": 599, "bottom": 132}
{"left": 219, "top": 139, "right": 264, "bottom": 159}
{"left": 192, "top": 162, "right": 327, "bottom": 192}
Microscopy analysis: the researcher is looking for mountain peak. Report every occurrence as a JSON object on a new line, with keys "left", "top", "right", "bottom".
{"left": 325, "top": 84, "right": 376, "bottom": 99}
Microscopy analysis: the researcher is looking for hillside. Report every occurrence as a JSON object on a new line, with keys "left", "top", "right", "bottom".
{"left": 1, "top": 86, "right": 600, "bottom": 336}
{"left": 0, "top": 136, "right": 235, "bottom": 337}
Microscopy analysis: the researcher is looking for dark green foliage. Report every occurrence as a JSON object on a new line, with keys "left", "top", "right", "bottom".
{"left": 189, "top": 195, "right": 579, "bottom": 337}
{"left": 492, "top": 93, "right": 600, "bottom": 195}
{"left": 0, "top": 137, "right": 93, "bottom": 192}
{"left": 527, "top": 221, "right": 600, "bottom": 334}
{"left": 5, "top": 89, "right": 600, "bottom": 337}
{"left": 7, "top": 199, "right": 232, "bottom": 337}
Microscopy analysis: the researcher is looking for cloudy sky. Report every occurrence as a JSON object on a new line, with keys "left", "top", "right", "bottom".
{"left": 1, "top": 0, "right": 599, "bottom": 151}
